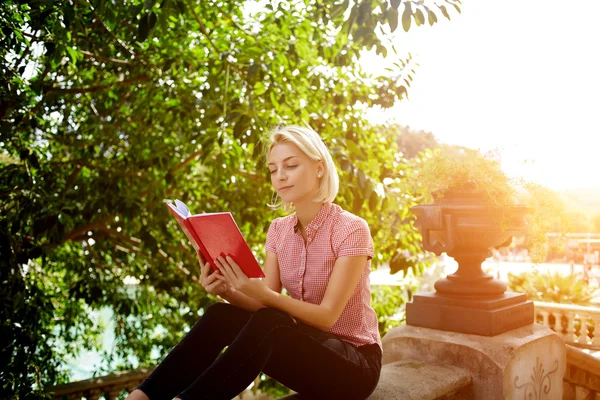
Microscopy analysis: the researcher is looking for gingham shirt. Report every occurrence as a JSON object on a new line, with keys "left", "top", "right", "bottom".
{"left": 265, "top": 202, "right": 382, "bottom": 349}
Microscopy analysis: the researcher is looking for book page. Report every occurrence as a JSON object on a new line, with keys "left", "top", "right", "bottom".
{"left": 174, "top": 199, "right": 191, "bottom": 217}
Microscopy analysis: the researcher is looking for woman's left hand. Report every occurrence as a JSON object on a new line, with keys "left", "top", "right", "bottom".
{"left": 214, "top": 255, "right": 271, "bottom": 303}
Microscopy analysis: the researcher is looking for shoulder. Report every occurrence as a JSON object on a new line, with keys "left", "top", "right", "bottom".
{"left": 330, "top": 204, "right": 370, "bottom": 230}
{"left": 267, "top": 214, "right": 295, "bottom": 236}
{"left": 270, "top": 214, "right": 295, "bottom": 229}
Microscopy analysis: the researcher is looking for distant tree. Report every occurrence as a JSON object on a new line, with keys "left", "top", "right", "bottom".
{"left": 396, "top": 125, "right": 439, "bottom": 158}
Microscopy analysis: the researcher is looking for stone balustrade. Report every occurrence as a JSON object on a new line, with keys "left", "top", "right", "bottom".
{"left": 47, "top": 368, "right": 269, "bottom": 400}
{"left": 564, "top": 344, "right": 600, "bottom": 399}
{"left": 535, "top": 301, "right": 600, "bottom": 350}
{"left": 47, "top": 368, "right": 153, "bottom": 400}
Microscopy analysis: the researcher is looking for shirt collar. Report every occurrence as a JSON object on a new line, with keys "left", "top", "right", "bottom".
{"left": 292, "top": 202, "right": 332, "bottom": 234}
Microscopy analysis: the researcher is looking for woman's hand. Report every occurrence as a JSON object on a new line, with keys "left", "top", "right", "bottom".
{"left": 214, "top": 255, "right": 272, "bottom": 303}
{"left": 197, "top": 252, "right": 231, "bottom": 297}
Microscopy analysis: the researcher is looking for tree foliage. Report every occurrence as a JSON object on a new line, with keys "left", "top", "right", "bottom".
{"left": 1, "top": 0, "right": 461, "bottom": 397}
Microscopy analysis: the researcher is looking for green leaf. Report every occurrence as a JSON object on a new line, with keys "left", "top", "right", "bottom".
{"left": 387, "top": 9, "right": 399, "bottom": 33}
{"left": 427, "top": 10, "right": 438, "bottom": 25}
{"left": 269, "top": 91, "right": 279, "bottom": 108}
{"left": 439, "top": 5, "right": 451, "bottom": 20}
{"left": 369, "top": 191, "right": 379, "bottom": 211}
{"left": 414, "top": 8, "right": 424, "bottom": 26}
{"left": 390, "top": 0, "right": 402, "bottom": 10}
{"left": 254, "top": 82, "right": 267, "bottom": 96}
{"left": 66, "top": 47, "right": 79, "bottom": 64}
{"left": 402, "top": 3, "right": 412, "bottom": 32}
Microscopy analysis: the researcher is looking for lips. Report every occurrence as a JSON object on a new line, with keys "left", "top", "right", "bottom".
{"left": 279, "top": 185, "right": 293, "bottom": 191}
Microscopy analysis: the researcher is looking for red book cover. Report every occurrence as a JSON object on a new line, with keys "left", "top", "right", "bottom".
{"left": 166, "top": 200, "right": 265, "bottom": 279}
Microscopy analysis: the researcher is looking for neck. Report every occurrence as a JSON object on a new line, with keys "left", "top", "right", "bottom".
{"left": 294, "top": 200, "right": 325, "bottom": 229}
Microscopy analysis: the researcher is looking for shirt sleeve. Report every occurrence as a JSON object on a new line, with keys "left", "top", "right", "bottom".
{"left": 264, "top": 218, "right": 279, "bottom": 254}
{"left": 336, "top": 219, "right": 374, "bottom": 260}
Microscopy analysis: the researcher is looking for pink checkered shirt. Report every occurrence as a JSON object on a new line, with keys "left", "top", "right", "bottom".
{"left": 265, "top": 202, "right": 381, "bottom": 349}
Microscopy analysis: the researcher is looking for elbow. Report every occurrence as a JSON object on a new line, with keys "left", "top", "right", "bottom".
{"left": 319, "top": 309, "right": 340, "bottom": 331}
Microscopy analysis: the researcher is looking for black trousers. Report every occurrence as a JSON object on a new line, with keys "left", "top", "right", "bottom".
{"left": 137, "top": 303, "right": 382, "bottom": 400}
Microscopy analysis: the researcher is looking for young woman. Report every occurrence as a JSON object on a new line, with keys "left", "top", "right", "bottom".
{"left": 127, "top": 125, "right": 382, "bottom": 400}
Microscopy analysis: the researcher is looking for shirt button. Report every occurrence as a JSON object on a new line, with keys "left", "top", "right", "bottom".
{"left": 308, "top": 237, "right": 312, "bottom": 242}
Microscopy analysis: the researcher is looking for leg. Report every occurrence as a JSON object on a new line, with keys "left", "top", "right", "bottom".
{"left": 132, "top": 302, "right": 252, "bottom": 400}
{"left": 262, "top": 321, "right": 382, "bottom": 400}
{"left": 176, "top": 308, "right": 381, "bottom": 400}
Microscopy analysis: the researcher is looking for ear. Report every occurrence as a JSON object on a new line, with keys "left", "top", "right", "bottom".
{"left": 317, "top": 160, "right": 325, "bottom": 176}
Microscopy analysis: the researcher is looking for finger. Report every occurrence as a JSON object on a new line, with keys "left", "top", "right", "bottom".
{"left": 226, "top": 256, "right": 247, "bottom": 279}
{"left": 205, "top": 279, "right": 224, "bottom": 293}
{"left": 214, "top": 272, "right": 230, "bottom": 283}
{"left": 203, "top": 272, "right": 221, "bottom": 286}
{"left": 199, "top": 261, "right": 210, "bottom": 282}
{"left": 215, "top": 257, "right": 234, "bottom": 281}
{"left": 221, "top": 256, "right": 240, "bottom": 280}
{"left": 197, "top": 250, "right": 206, "bottom": 265}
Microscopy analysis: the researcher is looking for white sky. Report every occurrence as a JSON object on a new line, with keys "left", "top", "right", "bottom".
{"left": 362, "top": 0, "right": 600, "bottom": 191}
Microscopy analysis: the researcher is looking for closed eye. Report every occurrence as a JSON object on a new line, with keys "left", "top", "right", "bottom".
{"left": 269, "top": 165, "right": 297, "bottom": 174}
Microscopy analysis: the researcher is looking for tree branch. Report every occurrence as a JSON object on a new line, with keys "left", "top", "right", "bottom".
{"left": 210, "top": 1, "right": 256, "bottom": 39}
{"left": 170, "top": 151, "right": 203, "bottom": 174}
{"left": 46, "top": 74, "right": 149, "bottom": 95}
{"left": 82, "top": 0, "right": 143, "bottom": 63}
{"left": 188, "top": 2, "right": 221, "bottom": 55}
{"left": 12, "top": 29, "right": 39, "bottom": 73}
{"left": 64, "top": 216, "right": 114, "bottom": 243}
{"left": 80, "top": 50, "right": 136, "bottom": 66}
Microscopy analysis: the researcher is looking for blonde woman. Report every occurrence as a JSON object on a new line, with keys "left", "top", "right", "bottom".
{"left": 127, "top": 125, "right": 382, "bottom": 400}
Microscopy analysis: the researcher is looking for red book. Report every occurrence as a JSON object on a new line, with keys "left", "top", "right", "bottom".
{"left": 166, "top": 199, "right": 265, "bottom": 278}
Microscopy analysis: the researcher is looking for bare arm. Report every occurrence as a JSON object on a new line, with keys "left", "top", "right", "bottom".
{"left": 262, "top": 255, "right": 367, "bottom": 331}
{"left": 218, "top": 250, "right": 282, "bottom": 312}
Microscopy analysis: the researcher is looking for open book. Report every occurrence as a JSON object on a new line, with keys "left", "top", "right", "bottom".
{"left": 166, "top": 199, "right": 265, "bottom": 279}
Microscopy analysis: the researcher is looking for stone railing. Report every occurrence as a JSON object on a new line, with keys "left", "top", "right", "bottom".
{"left": 535, "top": 301, "right": 600, "bottom": 350}
{"left": 46, "top": 368, "right": 270, "bottom": 400}
{"left": 47, "top": 368, "right": 153, "bottom": 400}
{"left": 564, "top": 344, "right": 600, "bottom": 399}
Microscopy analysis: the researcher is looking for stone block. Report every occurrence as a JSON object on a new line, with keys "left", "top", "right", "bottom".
{"left": 367, "top": 360, "right": 472, "bottom": 400}
{"left": 381, "top": 323, "right": 566, "bottom": 400}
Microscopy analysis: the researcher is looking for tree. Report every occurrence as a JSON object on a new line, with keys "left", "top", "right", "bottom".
{"left": 1, "top": 0, "right": 461, "bottom": 397}
{"left": 393, "top": 125, "right": 439, "bottom": 159}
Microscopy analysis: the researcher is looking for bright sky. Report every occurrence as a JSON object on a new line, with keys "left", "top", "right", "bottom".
{"left": 362, "top": 0, "right": 600, "bottom": 191}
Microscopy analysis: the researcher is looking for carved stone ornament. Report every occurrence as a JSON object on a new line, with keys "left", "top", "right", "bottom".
{"left": 513, "top": 357, "right": 559, "bottom": 400}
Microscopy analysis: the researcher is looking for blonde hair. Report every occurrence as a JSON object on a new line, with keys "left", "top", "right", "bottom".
{"left": 266, "top": 125, "right": 339, "bottom": 212}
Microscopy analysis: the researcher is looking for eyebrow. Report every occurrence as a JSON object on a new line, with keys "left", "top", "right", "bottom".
{"left": 268, "top": 156, "right": 299, "bottom": 166}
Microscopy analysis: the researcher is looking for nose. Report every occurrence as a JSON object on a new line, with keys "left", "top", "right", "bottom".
{"left": 274, "top": 169, "right": 287, "bottom": 180}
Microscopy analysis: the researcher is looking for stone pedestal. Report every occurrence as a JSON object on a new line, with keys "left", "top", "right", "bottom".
{"left": 406, "top": 291, "right": 534, "bottom": 336}
{"left": 381, "top": 323, "right": 566, "bottom": 400}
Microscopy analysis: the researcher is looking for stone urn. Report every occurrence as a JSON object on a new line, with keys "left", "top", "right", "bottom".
{"left": 406, "top": 190, "right": 534, "bottom": 336}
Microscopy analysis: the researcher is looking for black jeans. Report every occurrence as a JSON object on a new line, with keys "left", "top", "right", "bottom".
{"left": 137, "top": 303, "right": 382, "bottom": 400}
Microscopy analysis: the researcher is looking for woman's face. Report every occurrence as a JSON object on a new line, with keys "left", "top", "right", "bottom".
{"left": 268, "top": 142, "right": 323, "bottom": 205}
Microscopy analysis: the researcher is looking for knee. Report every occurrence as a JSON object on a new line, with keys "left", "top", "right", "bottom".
{"left": 203, "top": 301, "right": 234, "bottom": 316}
{"left": 249, "top": 307, "right": 292, "bottom": 328}
{"left": 191, "top": 302, "right": 236, "bottom": 329}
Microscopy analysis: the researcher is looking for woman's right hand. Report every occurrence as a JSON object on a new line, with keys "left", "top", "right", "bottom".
{"left": 198, "top": 253, "right": 231, "bottom": 297}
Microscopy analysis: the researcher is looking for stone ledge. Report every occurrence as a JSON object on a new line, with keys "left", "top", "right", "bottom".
{"left": 278, "top": 360, "right": 472, "bottom": 400}
{"left": 367, "top": 360, "right": 472, "bottom": 400}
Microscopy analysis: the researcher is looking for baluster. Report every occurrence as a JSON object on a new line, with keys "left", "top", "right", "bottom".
{"left": 579, "top": 313, "right": 590, "bottom": 346}
{"left": 539, "top": 310, "right": 550, "bottom": 328}
{"left": 566, "top": 312, "right": 577, "bottom": 344}
{"left": 593, "top": 318, "right": 600, "bottom": 348}
{"left": 554, "top": 311, "right": 564, "bottom": 339}
{"left": 86, "top": 388, "right": 104, "bottom": 400}
{"left": 106, "top": 387, "right": 122, "bottom": 400}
